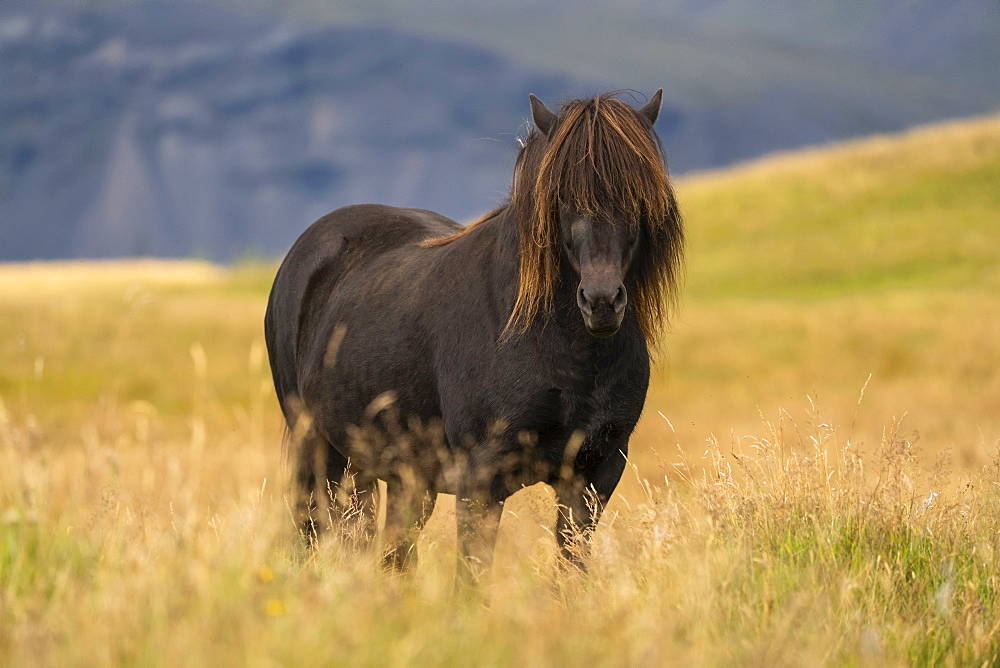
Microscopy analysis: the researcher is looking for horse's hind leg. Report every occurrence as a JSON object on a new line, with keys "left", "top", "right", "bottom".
{"left": 328, "top": 456, "right": 379, "bottom": 546}
{"left": 291, "top": 427, "right": 329, "bottom": 544}
{"left": 382, "top": 477, "right": 433, "bottom": 570}
{"left": 293, "top": 429, "right": 377, "bottom": 547}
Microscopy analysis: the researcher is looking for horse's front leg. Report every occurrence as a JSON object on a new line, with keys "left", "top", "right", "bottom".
{"left": 455, "top": 472, "right": 509, "bottom": 584}
{"left": 554, "top": 444, "right": 628, "bottom": 568}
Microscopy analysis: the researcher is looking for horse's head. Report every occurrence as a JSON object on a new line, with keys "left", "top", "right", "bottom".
{"left": 512, "top": 91, "right": 682, "bottom": 340}
{"left": 557, "top": 205, "right": 636, "bottom": 337}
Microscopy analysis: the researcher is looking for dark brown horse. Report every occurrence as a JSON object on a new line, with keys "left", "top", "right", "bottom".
{"left": 264, "top": 91, "right": 684, "bottom": 577}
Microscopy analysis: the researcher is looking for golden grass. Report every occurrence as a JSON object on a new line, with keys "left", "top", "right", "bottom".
{"left": 2, "top": 114, "right": 999, "bottom": 664}
{"left": 0, "top": 259, "right": 226, "bottom": 292}
{"left": 4, "top": 379, "right": 999, "bottom": 665}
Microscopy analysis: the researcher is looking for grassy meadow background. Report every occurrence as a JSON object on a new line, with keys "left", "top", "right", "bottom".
{"left": 2, "top": 115, "right": 999, "bottom": 665}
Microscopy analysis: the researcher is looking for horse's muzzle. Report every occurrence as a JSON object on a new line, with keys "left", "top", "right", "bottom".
{"left": 578, "top": 283, "right": 626, "bottom": 337}
{"left": 586, "top": 322, "right": 621, "bottom": 338}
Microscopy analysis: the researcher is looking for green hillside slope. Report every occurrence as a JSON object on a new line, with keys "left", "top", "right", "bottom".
{"left": 683, "top": 115, "right": 1000, "bottom": 299}
{"left": 640, "top": 114, "right": 1000, "bottom": 467}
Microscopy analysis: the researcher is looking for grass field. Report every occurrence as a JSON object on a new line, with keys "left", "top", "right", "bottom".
{"left": 2, "top": 114, "right": 999, "bottom": 665}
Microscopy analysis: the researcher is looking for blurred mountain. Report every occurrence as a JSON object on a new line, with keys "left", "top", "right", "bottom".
{"left": 1, "top": 2, "right": 584, "bottom": 259}
{"left": 2, "top": 0, "right": 997, "bottom": 261}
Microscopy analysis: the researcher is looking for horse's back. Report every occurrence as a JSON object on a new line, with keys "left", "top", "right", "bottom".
{"left": 264, "top": 204, "right": 461, "bottom": 418}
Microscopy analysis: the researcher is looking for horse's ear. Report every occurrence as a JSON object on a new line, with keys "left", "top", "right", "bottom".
{"left": 639, "top": 88, "right": 663, "bottom": 125}
{"left": 529, "top": 94, "right": 557, "bottom": 137}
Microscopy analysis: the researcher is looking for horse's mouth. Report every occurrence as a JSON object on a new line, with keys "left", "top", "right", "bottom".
{"left": 586, "top": 324, "right": 621, "bottom": 338}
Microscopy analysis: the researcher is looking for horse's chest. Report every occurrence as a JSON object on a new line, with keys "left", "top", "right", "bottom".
{"left": 549, "top": 353, "right": 644, "bottom": 436}
{"left": 520, "top": 368, "right": 636, "bottom": 477}
{"left": 554, "top": 370, "right": 607, "bottom": 420}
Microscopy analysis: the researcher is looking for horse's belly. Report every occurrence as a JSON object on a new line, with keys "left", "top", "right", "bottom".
{"left": 303, "top": 304, "right": 449, "bottom": 485}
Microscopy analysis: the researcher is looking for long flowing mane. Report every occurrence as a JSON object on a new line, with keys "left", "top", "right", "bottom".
{"left": 427, "top": 93, "right": 685, "bottom": 342}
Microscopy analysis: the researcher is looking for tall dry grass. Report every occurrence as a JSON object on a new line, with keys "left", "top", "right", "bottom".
{"left": 3, "top": 367, "right": 999, "bottom": 665}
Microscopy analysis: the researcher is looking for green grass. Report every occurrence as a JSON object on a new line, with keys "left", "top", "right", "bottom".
{"left": 1, "top": 115, "right": 999, "bottom": 665}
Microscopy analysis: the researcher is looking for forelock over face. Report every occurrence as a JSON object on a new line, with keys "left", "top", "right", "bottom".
{"left": 506, "top": 93, "right": 684, "bottom": 340}
{"left": 537, "top": 96, "right": 672, "bottom": 230}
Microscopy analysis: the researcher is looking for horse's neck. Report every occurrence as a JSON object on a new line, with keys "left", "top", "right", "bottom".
{"left": 453, "top": 207, "right": 615, "bottom": 345}
{"left": 489, "top": 206, "right": 522, "bottom": 263}
{"left": 464, "top": 206, "right": 521, "bottom": 281}
{"left": 487, "top": 208, "right": 585, "bottom": 333}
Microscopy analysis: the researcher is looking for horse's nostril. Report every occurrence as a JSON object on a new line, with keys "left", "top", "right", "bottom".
{"left": 612, "top": 285, "right": 626, "bottom": 312}
{"left": 577, "top": 287, "right": 592, "bottom": 315}
{"left": 579, "top": 285, "right": 627, "bottom": 314}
